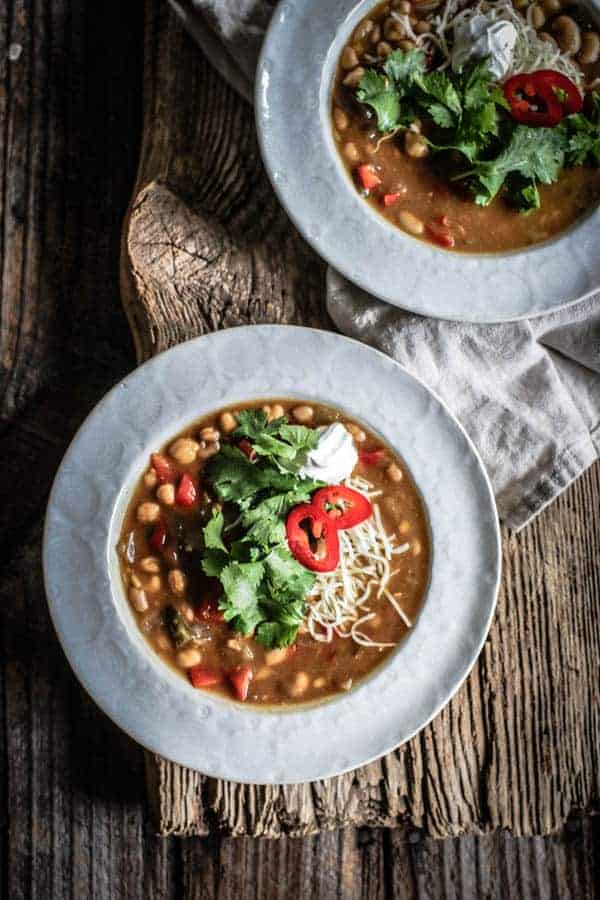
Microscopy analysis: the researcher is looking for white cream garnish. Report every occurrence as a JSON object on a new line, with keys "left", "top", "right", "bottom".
{"left": 451, "top": 15, "right": 517, "bottom": 79}
{"left": 299, "top": 423, "right": 358, "bottom": 484}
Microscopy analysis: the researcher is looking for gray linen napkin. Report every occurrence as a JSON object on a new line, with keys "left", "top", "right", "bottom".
{"left": 168, "top": 0, "right": 600, "bottom": 529}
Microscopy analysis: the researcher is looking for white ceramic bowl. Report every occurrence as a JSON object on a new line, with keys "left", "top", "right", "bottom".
{"left": 44, "top": 326, "right": 500, "bottom": 783}
{"left": 256, "top": 0, "right": 600, "bottom": 323}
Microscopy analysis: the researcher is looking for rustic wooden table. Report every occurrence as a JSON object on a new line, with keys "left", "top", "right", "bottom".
{"left": 1, "top": 1, "right": 599, "bottom": 896}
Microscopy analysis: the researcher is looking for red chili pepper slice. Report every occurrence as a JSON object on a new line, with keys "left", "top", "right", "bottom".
{"left": 311, "top": 485, "right": 372, "bottom": 530}
{"left": 356, "top": 164, "right": 382, "bottom": 191}
{"left": 503, "top": 70, "right": 581, "bottom": 127}
{"left": 151, "top": 453, "right": 176, "bottom": 484}
{"left": 149, "top": 522, "right": 167, "bottom": 551}
{"left": 359, "top": 447, "right": 386, "bottom": 465}
{"left": 189, "top": 666, "right": 224, "bottom": 689}
{"left": 286, "top": 504, "right": 340, "bottom": 573}
{"left": 175, "top": 473, "right": 197, "bottom": 507}
{"left": 228, "top": 665, "right": 253, "bottom": 702}
{"left": 426, "top": 220, "right": 455, "bottom": 248}
{"left": 534, "top": 70, "right": 582, "bottom": 115}
{"left": 238, "top": 438, "right": 256, "bottom": 462}
{"left": 382, "top": 192, "right": 401, "bottom": 207}
{"left": 195, "top": 597, "right": 225, "bottom": 623}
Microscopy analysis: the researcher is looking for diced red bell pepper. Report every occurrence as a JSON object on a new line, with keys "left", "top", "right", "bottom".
{"left": 195, "top": 597, "right": 225, "bottom": 623}
{"left": 311, "top": 485, "right": 372, "bottom": 530}
{"left": 228, "top": 665, "right": 253, "bottom": 702}
{"left": 175, "top": 473, "right": 197, "bottom": 507}
{"left": 356, "top": 164, "right": 382, "bottom": 191}
{"left": 189, "top": 666, "right": 224, "bottom": 689}
{"left": 426, "top": 221, "right": 455, "bottom": 249}
{"left": 151, "top": 453, "right": 176, "bottom": 484}
{"left": 382, "top": 192, "right": 401, "bottom": 207}
{"left": 238, "top": 438, "right": 256, "bottom": 462}
{"left": 286, "top": 504, "right": 340, "bottom": 572}
{"left": 359, "top": 447, "right": 386, "bottom": 465}
{"left": 149, "top": 522, "right": 167, "bottom": 551}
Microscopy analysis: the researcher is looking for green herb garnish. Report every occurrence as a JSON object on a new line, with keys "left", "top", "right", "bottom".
{"left": 199, "top": 411, "right": 324, "bottom": 648}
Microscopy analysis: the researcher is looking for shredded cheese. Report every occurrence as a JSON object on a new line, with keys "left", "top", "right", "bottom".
{"left": 426, "top": 0, "right": 583, "bottom": 84}
{"left": 306, "top": 477, "right": 412, "bottom": 648}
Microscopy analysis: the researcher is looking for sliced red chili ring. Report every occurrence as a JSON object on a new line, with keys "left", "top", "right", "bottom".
{"left": 311, "top": 485, "right": 372, "bottom": 530}
{"left": 286, "top": 504, "right": 340, "bottom": 573}
{"left": 503, "top": 70, "right": 581, "bottom": 127}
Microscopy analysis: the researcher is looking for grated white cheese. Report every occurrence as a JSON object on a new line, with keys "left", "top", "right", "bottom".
{"left": 306, "top": 477, "right": 413, "bottom": 649}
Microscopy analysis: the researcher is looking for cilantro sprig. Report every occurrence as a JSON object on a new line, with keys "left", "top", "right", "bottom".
{"left": 199, "top": 411, "right": 324, "bottom": 648}
{"left": 354, "top": 49, "right": 600, "bottom": 215}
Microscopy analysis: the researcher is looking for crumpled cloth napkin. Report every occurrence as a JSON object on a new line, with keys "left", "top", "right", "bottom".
{"left": 167, "top": 0, "right": 600, "bottom": 529}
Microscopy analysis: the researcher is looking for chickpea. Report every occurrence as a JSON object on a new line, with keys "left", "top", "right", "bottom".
{"left": 145, "top": 575, "right": 162, "bottom": 593}
{"left": 200, "top": 425, "right": 220, "bottom": 443}
{"left": 292, "top": 404, "right": 314, "bottom": 424}
{"left": 333, "top": 107, "right": 349, "bottom": 131}
{"left": 393, "top": 0, "right": 412, "bottom": 12}
{"left": 377, "top": 40, "right": 393, "bottom": 57}
{"left": 129, "top": 587, "right": 148, "bottom": 612}
{"left": 270, "top": 403, "right": 285, "bottom": 420}
{"left": 341, "top": 45, "right": 359, "bottom": 69}
{"left": 370, "top": 24, "right": 381, "bottom": 45}
{"left": 541, "top": 0, "right": 561, "bottom": 13}
{"left": 384, "top": 17, "right": 404, "bottom": 41}
{"left": 154, "top": 632, "right": 171, "bottom": 652}
{"left": 398, "top": 210, "right": 425, "bottom": 235}
{"left": 139, "top": 556, "right": 161, "bottom": 574}
{"left": 346, "top": 422, "right": 366, "bottom": 443}
{"left": 156, "top": 483, "right": 175, "bottom": 506}
{"left": 255, "top": 666, "right": 272, "bottom": 682}
{"left": 399, "top": 519, "right": 411, "bottom": 535}
{"left": 552, "top": 15, "right": 581, "bottom": 54}
{"left": 387, "top": 462, "right": 403, "bottom": 482}
{"left": 412, "top": 539, "right": 422, "bottom": 556}
{"left": 197, "top": 440, "right": 220, "bottom": 460}
{"left": 340, "top": 678, "right": 353, "bottom": 691}
{"left": 219, "top": 411, "right": 237, "bottom": 433}
{"left": 343, "top": 141, "right": 360, "bottom": 163}
{"left": 176, "top": 647, "right": 202, "bottom": 669}
{"left": 136, "top": 501, "right": 161, "bottom": 524}
{"left": 287, "top": 671, "right": 310, "bottom": 697}
{"left": 415, "top": 20, "right": 431, "bottom": 34}
{"left": 353, "top": 19, "right": 374, "bottom": 42}
{"left": 578, "top": 32, "right": 600, "bottom": 65}
{"left": 313, "top": 677, "right": 327, "bottom": 689}
{"left": 168, "top": 569, "right": 186, "bottom": 594}
{"left": 143, "top": 469, "right": 158, "bottom": 488}
{"left": 180, "top": 604, "right": 195, "bottom": 624}
{"left": 405, "top": 131, "right": 429, "bottom": 158}
{"left": 399, "top": 39, "right": 416, "bottom": 51}
{"left": 130, "top": 572, "right": 143, "bottom": 589}
{"left": 529, "top": 4, "right": 546, "bottom": 30}
{"left": 265, "top": 647, "right": 288, "bottom": 666}
{"left": 342, "top": 66, "right": 365, "bottom": 88}
{"left": 169, "top": 437, "right": 199, "bottom": 465}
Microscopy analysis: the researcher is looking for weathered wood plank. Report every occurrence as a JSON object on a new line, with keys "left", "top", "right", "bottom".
{"left": 124, "top": 0, "right": 600, "bottom": 838}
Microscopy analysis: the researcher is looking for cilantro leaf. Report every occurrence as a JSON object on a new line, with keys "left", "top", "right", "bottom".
{"left": 426, "top": 102, "right": 456, "bottom": 129}
{"left": 384, "top": 48, "right": 427, "bottom": 84}
{"left": 203, "top": 509, "right": 226, "bottom": 552}
{"left": 356, "top": 70, "right": 403, "bottom": 132}
{"left": 560, "top": 96, "right": 600, "bottom": 166}
{"left": 219, "top": 560, "right": 265, "bottom": 635}
{"left": 201, "top": 549, "right": 229, "bottom": 577}
{"left": 472, "top": 125, "right": 566, "bottom": 205}
{"left": 263, "top": 546, "right": 316, "bottom": 603}
{"left": 415, "top": 70, "right": 462, "bottom": 120}
{"left": 255, "top": 621, "right": 299, "bottom": 649}
{"left": 233, "top": 410, "right": 320, "bottom": 472}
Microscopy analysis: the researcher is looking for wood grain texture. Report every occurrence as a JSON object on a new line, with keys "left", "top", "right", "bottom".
{"left": 1, "top": 0, "right": 599, "bottom": 895}
{"left": 121, "top": 0, "right": 600, "bottom": 838}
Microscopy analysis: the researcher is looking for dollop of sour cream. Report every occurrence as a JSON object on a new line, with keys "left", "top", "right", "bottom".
{"left": 451, "top": 15, "right": 517, "bottom": 80}
{"left": 299, "top": 423, "right": 358, "bottom": 484}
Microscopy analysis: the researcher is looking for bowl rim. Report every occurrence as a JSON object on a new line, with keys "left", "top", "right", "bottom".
{"left": 43, "top": 325, "right": 501, "bottom": 783}
{"left": 255, "top": 0, "right": 600, "bottom": 324}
